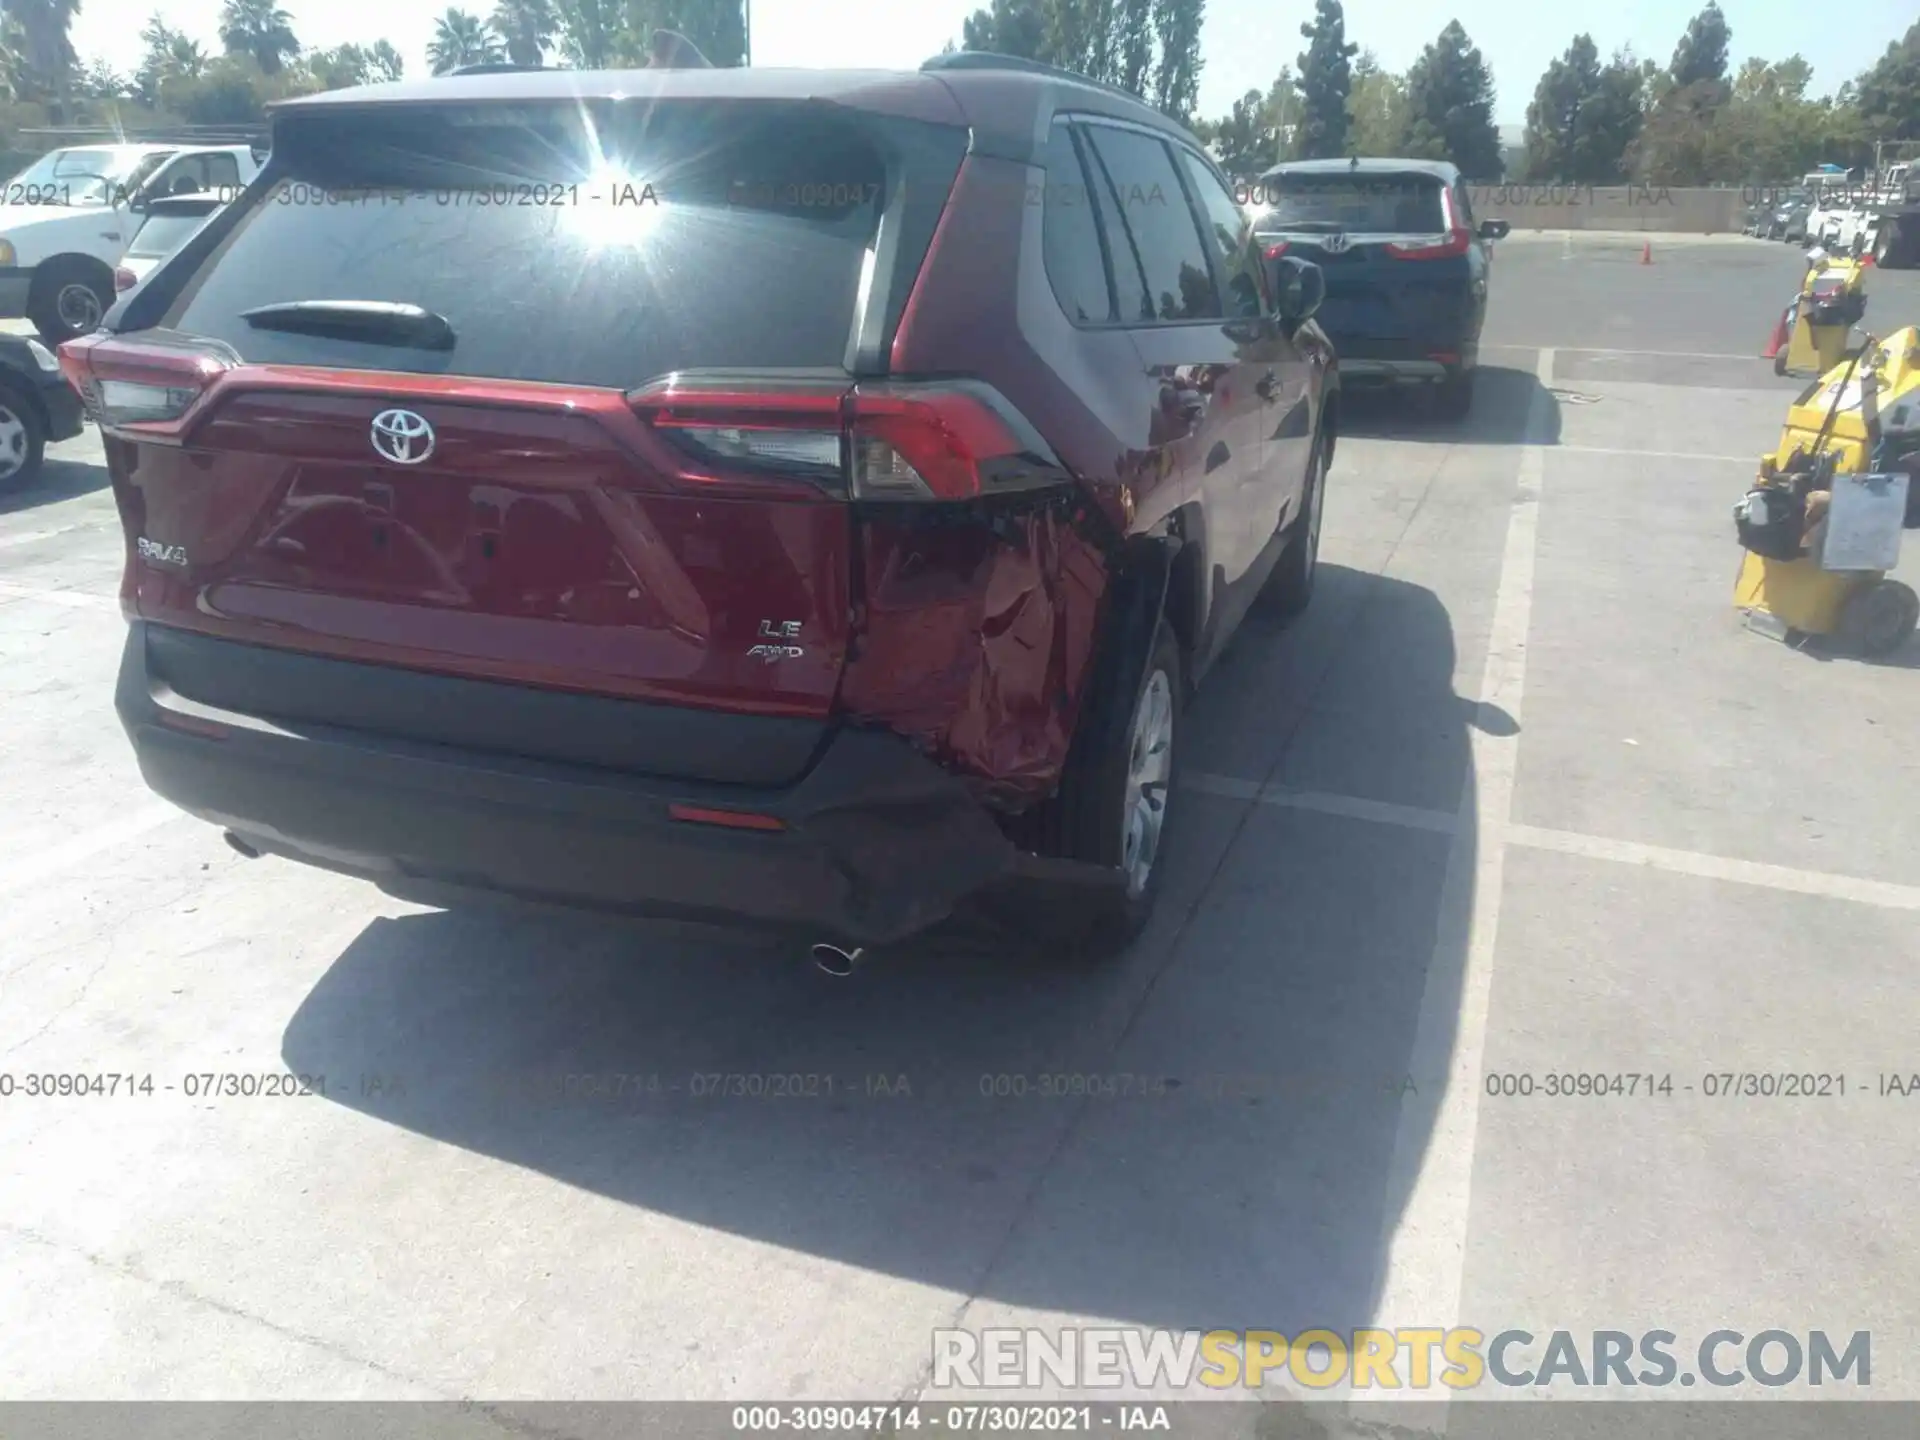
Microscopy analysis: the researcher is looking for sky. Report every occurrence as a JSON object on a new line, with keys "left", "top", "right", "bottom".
{"left": 66, "top": 0, "right": 1917, "bottom": 128}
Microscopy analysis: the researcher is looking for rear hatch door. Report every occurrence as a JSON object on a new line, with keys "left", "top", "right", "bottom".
{"left": 107, "top": 97, "right": 963, "bottom": 785}
{"left": 1252, "top": 170, "right": 1473, "bottom": 347}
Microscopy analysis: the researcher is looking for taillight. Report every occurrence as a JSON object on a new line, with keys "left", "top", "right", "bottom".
{"left": 114, "top": 265, "right": 137, "bottom": 293}
{"left": 57, "top": 331, "right": 237, "bottom": 434}
{"left": 1386, "top": 185, "right": 1472, "bottom": 260}
{"left": 628, "top": 375, "right": 1066, "bottom": 502}
{"left": 1263, "top": 241, "right": 1289, "bottom": 259}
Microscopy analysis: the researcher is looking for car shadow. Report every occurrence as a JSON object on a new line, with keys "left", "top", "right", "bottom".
{"left": 280, "top": 565, "right": 1477, "bottom": 1342}
{"left": 1340, "top": 365, "right": 1562, "bottom": 447}
{"left": 0, "top": 454, "right": 110, "bottom": 515}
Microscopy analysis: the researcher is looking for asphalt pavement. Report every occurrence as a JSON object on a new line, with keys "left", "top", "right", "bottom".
{"left": 2, "top": 234, "right": 1917, "bottom": 1429}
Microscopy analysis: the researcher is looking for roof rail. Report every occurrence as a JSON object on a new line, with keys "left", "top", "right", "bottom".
{"left": 919, "top": 50, "right": 1153, "bottom": 108}
{"left": 446, "top": 62, "right": 550, "bottom": 75}
{"left": 16, "top": 125, "right": 268, "bottom": 144}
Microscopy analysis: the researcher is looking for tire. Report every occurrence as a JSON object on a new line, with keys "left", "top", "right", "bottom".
{"left": 1837, "top": 580, "right": 1919, "bottom": 657}
{"left": 1047, "top": 618, "right": 1183, "bottom": 961}
{"left": 0, "top": 382, "right": 48, "bottom": 489}
{"left": 1433, "top": 366, "right": 1474, "bottom": 421}
{"left": 27, "top": 257, "right": 113, "bottom": 345}
{"left": 1260, "top": 432, "right": 1326, "bottom": 619}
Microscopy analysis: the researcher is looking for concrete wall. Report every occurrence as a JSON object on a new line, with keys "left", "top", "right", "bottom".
{"left": 1464, "top": 185, "right": 1747, "bottom": 234}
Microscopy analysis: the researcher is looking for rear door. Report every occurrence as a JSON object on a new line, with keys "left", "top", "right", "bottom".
{"left": 1252, "top": 169, "right": 1474, "bottom": 361}
{"left": 106, "top": 99, "right": 963, "bottom": 778}
{"left": 1080, "top": 120, "right": 1275, "bottom": 647}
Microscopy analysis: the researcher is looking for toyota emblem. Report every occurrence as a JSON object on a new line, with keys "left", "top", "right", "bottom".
{"left": 370, "top": 408, "right": 435, "bottom": 465}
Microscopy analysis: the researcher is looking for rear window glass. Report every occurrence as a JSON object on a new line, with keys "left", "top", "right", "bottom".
{"left": 129, "top": 211, "right": 213, "bottom": 257}
{"left": 1253, "top": 174, "right": 1445, "bottom": 233}
{"left": 161, "top": 102, "right": 895, "bottom": 388}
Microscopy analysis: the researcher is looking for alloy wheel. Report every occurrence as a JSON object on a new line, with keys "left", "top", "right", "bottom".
{"left": 1121, "top": 667, "right": 1174, "bottom": 899}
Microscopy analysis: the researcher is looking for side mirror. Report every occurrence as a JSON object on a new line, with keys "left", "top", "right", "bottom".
{"left": 1264, "top": 254, "right": 1324, "bottom": 326}
{"left": 1479, "top": 218, "right": 1510, "bottom": 240}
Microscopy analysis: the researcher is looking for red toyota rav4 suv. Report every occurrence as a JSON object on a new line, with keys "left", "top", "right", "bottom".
{"left": 65, "top": 54, "right": 1336, "bottom": 958}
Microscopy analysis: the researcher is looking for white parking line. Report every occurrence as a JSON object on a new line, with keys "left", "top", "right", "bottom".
{"left": 0, "top": 581, "right": 118, "bottom": 611}
{"left": 1482, "top": 343, "right": 1758, "bottom": 361}
{"left": 1365, "top": 347, "right": 1552, "bottom": 1351}
{"left": 1186, "top": 774, "right": 1920, "bottom": 911}
{"left": 1508, "top": 825, "right": 1920, "bottom": 911}
{"left": 1180, "top": 772, "right": 1459, "bottom": 834}
{"left": 1553, "top": 445, "right": 1758, "bottom": 464}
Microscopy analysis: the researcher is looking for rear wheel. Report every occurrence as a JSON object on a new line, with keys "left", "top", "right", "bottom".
{"left": 28, "top": 258, "right": 113, "bottom": 345}
{"left": 1837, "top": 580, "right": 1919, "bottom": 656}
{"left": 0, "top": 382, "right": 48, "bottom": 489}
{"left": 1047, "top": 619, "right": 1183, "bottom": 960}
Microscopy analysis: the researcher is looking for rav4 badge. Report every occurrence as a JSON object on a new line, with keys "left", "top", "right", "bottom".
{"left": 136, "top": 537, "right": 189, "bottom": 568}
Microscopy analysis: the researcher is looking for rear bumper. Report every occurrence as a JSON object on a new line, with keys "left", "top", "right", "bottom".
{"left": 36, "top": 368, "right": 84, "bottom": 441}
{"left": 116, "top": 623, "right": 1018, "bottom": 945}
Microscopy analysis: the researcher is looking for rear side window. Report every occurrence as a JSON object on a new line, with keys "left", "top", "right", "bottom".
{"left": 160, "top": 103, "right": 907, "bottom": 388}
{"left": 1082, "top": 124, "right": 1219, "bottom": 324}
{"left": 1041, "top": 122, "right": 1114, "bottom": 325}
{"left": 1258, "top": 173, "right": 1445, "bottom": 233}
{"left": 1174, "top": 148, "right": 1265, "bottom": 320}
{"left": 128, "top": 211, "right": 213, "bottom": 258}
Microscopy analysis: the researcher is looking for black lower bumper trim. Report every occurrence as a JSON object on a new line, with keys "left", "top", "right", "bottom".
{"left": 118, "top": 623, "right": 1016, "bottom": 945}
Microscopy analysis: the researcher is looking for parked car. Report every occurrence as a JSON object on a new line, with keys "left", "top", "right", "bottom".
{"left": 0, "top": 331, "right": 86, "bottom": 489}
{"left": 0, "top": 142, "right": 262, "bottom": 343}
{"left": 1770, "top": 190, "right": 1812, "bottom": 242}
{"left": 61, "top": 56, "right": 1338, "bottom": 959}
{"left": 115, "top": 193, "right": 227, "bottom": 294}
{"left": 1249, "top": 157, "right": 1507, "bottom": 419}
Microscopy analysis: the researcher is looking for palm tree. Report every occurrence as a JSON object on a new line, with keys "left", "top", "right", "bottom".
{"left": 428, "top": 8, "right": 503, "bottom": 74}
{"left": 489, "top": 0, "right": 553, "bottom": 66}
{"left": 365, "top": 38, "right": 404, "bottom": 81}
{"left": 162, "top": 33, "right": 207, "bottom": 80}
{"left": 218, "top": 0, "right": 299, "bottom": 74}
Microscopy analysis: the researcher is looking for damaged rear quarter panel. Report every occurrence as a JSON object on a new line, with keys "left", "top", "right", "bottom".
{"left": 839, "top": 501, "right": 1108, "bottom": 809}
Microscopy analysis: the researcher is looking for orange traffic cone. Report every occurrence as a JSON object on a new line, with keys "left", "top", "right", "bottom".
{"left": 1640, "top": 240, "right": 1653, "bottom": 265}
{"left": 1762, "top": 306, "right": 1790, "bottom": 360}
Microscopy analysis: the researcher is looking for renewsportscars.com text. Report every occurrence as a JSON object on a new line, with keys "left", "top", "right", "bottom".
{"left": 931, "top": 1327, "right": 1871, "bottom": 1391}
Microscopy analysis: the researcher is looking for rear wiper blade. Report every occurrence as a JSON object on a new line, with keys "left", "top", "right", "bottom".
{"left": 239, "top": 300, "right": 456, "bottom": 351}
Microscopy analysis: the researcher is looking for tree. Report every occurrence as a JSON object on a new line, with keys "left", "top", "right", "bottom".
{"left": 365, "top": 38, "right": 404, "bottom": 80}
{"left": 1523, "top": 35, "right": 1600, "bottom": 181}
{"left": 1345, "top": 49, "right": 1404, "bottom": 157}
{"left": 554, "top": 0, "right": 628, "bottom": 66}
{"left": 1199, "top": 85, "right": 1279, "bottom": 175}
{"left": 428, "top": 8, "right": 504, "bottom": 73}
{"left": 1633, "top": 2, "right": 1734, "bottom": 183}
{"left": 219, "top": 0, "right": 299, "bottom": 75}
{"left": 1293, "top": 0, "right": 1356, "bottom": 158}
{"left": 1402, "top": 20, "right": 1502, "bottom": 178}
{"left": 1856, "top": 20, "right": 1920, "bottom": 143}
{"left": 1149, "top": 0, "right": 1202, "bottom": 121}
{"left": 1113, "top": 0, "right": 1153, "bottom": 94}
{"left": 3, "top": 0, "right": 80, "bottom": 93}
{"left": 961, "top": 0, "right": 1045, "bottom": 60}
{"left": 1574, "top": 48, "right": 1645, "bottom": 181}
{"left": 72, "top": 56, "right": 125, "bottom": 96}
{"left": 628, "top": 1, "right": 746, "bottom": 68}
{"left": 491, "top": 0, "right": 555, "bottom": 65}
{"left": 1668, "top": 0, "right": 1730, "bottom": 94}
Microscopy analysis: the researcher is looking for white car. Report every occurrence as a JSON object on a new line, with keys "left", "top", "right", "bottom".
{"left": 0, "top": 142, "right": 262, "bottom": 342}
{"left": 114, "top": 194, "right": 227, "bottom": 295}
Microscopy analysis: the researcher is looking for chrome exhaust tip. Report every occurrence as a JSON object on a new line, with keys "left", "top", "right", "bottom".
{"left": 223, "top": 831, "right": 261, "bottom": 859}
{"left": 810, "top": 943, "right": 866, "bottom": 978}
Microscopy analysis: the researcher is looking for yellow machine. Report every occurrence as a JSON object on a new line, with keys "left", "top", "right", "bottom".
{"left": 1734, "top": 326, "right": 1920, "bottom": 654}
{"left": 1772, "top": 254, "right": 1869, "bottom": 378}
